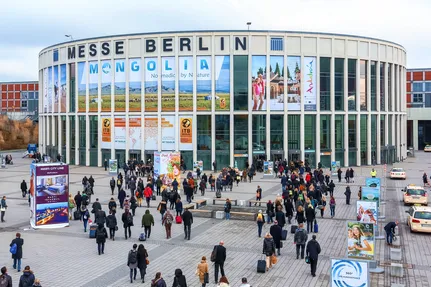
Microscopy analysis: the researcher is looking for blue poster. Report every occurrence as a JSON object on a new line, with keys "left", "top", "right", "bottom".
{"left": 331, "top": 259, "right": 369, "bottom": 287}
{"left": 215, "top": 55, "right": 230, "bottom": 111}
{"left": 365, "top": 177, "right": 381, "bottom": 189}
{"left": 361, "top": 187, "right": 380, "bottom": 207}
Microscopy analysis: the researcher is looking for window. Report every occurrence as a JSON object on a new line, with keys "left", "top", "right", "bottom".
{"left": 320, "top": 115, "right": 330, "bottom": 149}
{"left": 252, "top": 115, "right": 266, "bottom": 155}
{"left": 53, "top": 49, "right": 59, "bottom": 62}
{"left": 380, "top": 63, "right": 385, "bottom": 111}
{"left": 234, "top": 115, "right": 248, "bottom": 150}
{"left": 335, "top": 115, "right": 344, "bottom": 166}
{"left": 270, "top": 38, "right": 283, "bottom": 51}
{"left": 348, "top": 59, "right": 356, "bottom": 111}
{"left": 28, "top": 92, "right": 34, "bottom": 99}
{"left": 21, "top": 92, "right": 28, "bottom": 99}
{"left": 413, "top": 82, "right": 423, "bottom": 92}
{"left": 320, "top": 57, "right": 330, "bottom": 111}
{"left": 425, "top": 82, "right": 431, "bottom": 92}
{"left": 335, "top": 58, "right": 344, "bottom": 111}
{"left": 21, "top": 101, "right": 27, "bottom": 108}
{"left": 234, "top": 56, "right": 248, "bottom": 111}
{"left": 288, "top": 115, "right": 300, "bottom": 150}
{"left": 388, "top": 64, "right": 392, "bottom": 111}
{"left": 69, "top": 63, "right": 76, "bottom": 112}
{"left": 413, "top": 94, "right": 423, "bottom": 102}
{"left": 215, "top": 115, "right": 230, "bottom": 169}
{"left": 270, "top": 115, "right": 283, "bottom": 150}
{"left": 35, "top": 92, "right": 39, "bottom": 99}
{"left": 370, "top": 61, "right": 377, "bottom": 111}
{"left": 360, "top": 60, "right": 367, "bottom": 111}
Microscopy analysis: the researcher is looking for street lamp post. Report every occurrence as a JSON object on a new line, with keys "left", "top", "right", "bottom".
{"left": 247, "top": 22, "right": 252, "bottom": 31}
{"left": 65, "top": 35, "right": 74, "bottom": 41}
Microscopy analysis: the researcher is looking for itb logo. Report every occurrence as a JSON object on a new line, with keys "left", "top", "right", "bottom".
{"left": 102, "top": 62, "right": 111, "bottom": 74}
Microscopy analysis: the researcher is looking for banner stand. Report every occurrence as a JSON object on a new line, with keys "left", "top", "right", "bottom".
{"left": 369, "top": 260, "right": 384, "bottom": 274}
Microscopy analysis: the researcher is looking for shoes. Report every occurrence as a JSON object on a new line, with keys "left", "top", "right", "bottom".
{"left": 312, "top": 274, "right": 316, "bottom": 277}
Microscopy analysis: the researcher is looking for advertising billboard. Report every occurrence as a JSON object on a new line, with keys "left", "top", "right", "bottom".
{"left": 129, "top": 117, "right": 141, "bottom": 150}
{"left": 114, "top": 59, "right": 126, "bottom": 112}
{"left": 215, "top": 55, "right": 230, "bottom": 111}
{"left": 196, "top": 56, "right": 211, "bottom": 111}
{"left": 32, "top": 163, "right": 70, "bottom": 228}
{"left": 269, "top": 56, "right": 284, "bottom": 111}
{"left": 114, "top": 117, "right": 126, "bottom": 150}
{"left": 60, "top": 64, "right": 67, "bottom": 113}
{"left": 346, "top": 222, "right": 375, "bottom": 260}
{"left": 264, "top": 161, "right": 274, "bottom": 176}
{"left": 144, "top": 117, "right": 158, "bottom": 150}
{"left": 53, "top": 66, "right": 59, "bottom": 113}
{"left": 331, "top": 161, "right": 340, "bottom": 176}
{"left": 48, "top": 66, "right": 53, "bottom": 113}
{"left": 108, "top": 159, "right": 118, "bottom": 175}
{"left": 356, "top": 201, "right": 378, "bottom": 224}
{"left": 179, "top": 117, "right": 193, "bottom": 150}
{"left": 303, "top": 57, "right": 317, "bottom": 111}
{"left": 162, "top": 57, "right": 175, "bottom": 111}
{"left": 162, "top": 116, "right": 175, "bottom": 150}
{"left": 77, "top": 62, "right": 86, "bottom": 112}
{"left": 101, "top": 60, "right": 112, "bottom": 112}
{"left": 361, "top": 187, "right": 380, "bottom": 207}
{"left": 193, "top": 161, "right": 203, "bottom": 172}
{"left": 129, "top": 59, "right": 141, "bottom": 112}
{"left": 251, "top": 56, "right": 267, "bottom": 111}
{"left": 88, "top": 61, "right": 98, "bottom": 112}
{"left": 365, "top": 177, "right": 381, "bottom": 189}
{"left": 144, "top": 57, "right": 158, "bottom": 112}
{"left": 101, "top": 118, "right": 111, "bottom": 149}
{"left": 331, "top": 259, "right": 369, "bottom": 287}
{"left": 43, "top": 68, "right": 48, "bottom": 113}
{"left": 287, "top": 56, "right": 301, "bottom": 111}
{"left": 179, "top": 56, "right": 193, "bottom": 111}
{"left": 154, "top": 152, "right": 181, "bottom": 189}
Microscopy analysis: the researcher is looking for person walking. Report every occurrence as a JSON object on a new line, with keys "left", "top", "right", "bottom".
{"left": 130, "top": 195, "right": 138, "bottom": 216}
{"left": 262, "top": 233, "right": 276, "bottom": 271}
{"left": 224, "top": 199, "right": 232, "bottom": 220}
{"left": 256, "top": 210, "right": 265, "bottom": 237}
{"left": 10, "top": 233, "right": 24, "bottom": 272}
{"left": 358, "top": 186, "right": 362, "bottom": 200}
{"left": 110, "top": 177, "right": 116, "bottom": 195}
{"left": 1, "top": 196, "right": 8, "bottom": 222}
{"left": 144, "top": 185, "right": 153, "bottom": 208}
{"left": 328, "top": 180, "right": 335, "bottom": 197}
{"left": 91, "top": 198, "right": 102, "bottom": 221}
{"left": 106, "top": 210, "right": 117, "bottom": 240}
{"left": 213, "top": 161, "right": 217, "bottom": 173}
{"left": 182, "top": 208, "right": 193, "bottom": 240}
{"left": 305, "top": 204, "right": 315, "bottom": 233}
{"left": 197, "top": 256, "right": 209, "bottom": 287}
{"left": 266, "top": 200, "right": 275, "bottom": 224}
{"left": 20, "top": 180, "right": 28, "bottom": 198}
{"left": 18, "top": 265, "right": 35, "bottom": 287}
{"left": 74, "top": 191, "right": 82, "bottom": 213}
{"left": 270, "top": 221, "right": 282, "bottom": 256}
{"left": 275, "top": 206, "right": 286, "bottom": 229}
{"left": 127, "top": 244, "right": 139, "bottom": 283}
{"left": 350, "top": 168, "right": 355, "bottom": 183}
{"left": 296, "top": 205, "right": 305, "bottom": 225}
{"left": 172, "top": 269, "right": 187, "bottom": 287}
{"left": 294, "top": 223, "right": 308, "bottom": 259}
{"left": 81, "top": 206, "right": 90, "bottom": 232}
{"left": 213, "top": 241, "right": 226, "bottom": 284}
{"left": 156, "top": 177, "right": 162, "bottom": 196}
{"left": 141, "top": 210, "right": 154, "bottom": 239}
{"left": 95, "top": 208, "right": 107, "bottom": 227}
{"left": 329, "top": 195, "right": 336, "bottom": 218}
{"left": 137, "top": 244, "right": 148, "bottom": 283}
{"left": 337, "top": 168, "right": 342, "bottom": 183}
{"left": 384, "top": 221, "right": 399, "bottom": 246}
{"left": 319, "top": 195, "right": 327, "bottom": 218}
{"left": 255, "top": 186, "right": 262, "bottom": 206}
{"left": 95, "top": 223, "right": 108, "bottom": 255}
{"left": 117, "top": 177, "right": 123, "bottom": 194}
{"left": 345, "top": 168, "right": 350, "bottom": 183}
{"left": 162, "top": 210, "right": 174, "bottom": 239}
{"left": 285, "top": 197, "right": 295, "bottom": 224}
{"left": 306, "top": 235, "right": 321, "bottom": 277}
{"left": 175, "top": 199, "right": 183, "bottom": 217}
{"left": 122, "top": 209, "right": 134, "bottom": 239}
{"left": 344, "top": 186, "right": 351, "bottom": 205}
{"left": 104, "top": 159, "right": 108, "bottom": 171}
{"left": 0, "top": 267, "right": 12, "bottom": 286}
{"left": 239, "top": 277, "right": 251, "bottom": 287}
{"left": 151, "top": 272, "right": 167, "bottom": 287}
{"left": 108, "top": 197, "right": 117, "bottom": 213}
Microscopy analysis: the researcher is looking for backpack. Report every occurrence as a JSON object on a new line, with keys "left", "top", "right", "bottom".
{"left": 165, "top": 215, "right": 173, "bottom": 225}
{"left": 117, "top": 179, "right": 121, "bottom": 185}
{"left": 127, "top": 214, "right": 133, "bottom": 225}
{"left": 210, "top": 245, "right": 217, "bottom": 262}
{"left": 0, "top": 275, "right": 9, "bottom": 287}
{"left": 128, "top": 250, "right": 137, "bottom": 264}
{"left": 9, "top": 243, "right": 17, "bottom": 255}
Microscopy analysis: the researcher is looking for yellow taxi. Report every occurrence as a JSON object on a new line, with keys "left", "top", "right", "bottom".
{"left": 402, "top": 184, "right": 428, "bottom": 206}
{"left": 425, "top": 145, "right": 431, "bottom": 152}
{"left": 406, "top": 206, "right": 431, "bottom": 233}
{"left": 390, "top": 167, "right": 406, "bottom": 180}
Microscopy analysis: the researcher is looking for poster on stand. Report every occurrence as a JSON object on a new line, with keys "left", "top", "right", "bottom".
{"left": 361, "top": 187, "right": 380, "bottom": 207}
{"left": 31, "top": 163, "right": 69, "bottom": 229}
{"left": 264, "top": 161, "right": 274, "bottom": 175}
{"left": 108, "top": 159, "right": 118, "bottom": 175}
{"left": 346, "top": 222, "right": 375, "bottom": 260}
{"left": 331, "top": 258, "right": 369, "bottom": 287}
{"left": 356, "top": 201, "right": 378, "bottom": 224}
{"left": 331, "top": 161, "right": 340, "bottom": 176}
{"left": 153, "top": 152, "right": 181, "bottom": 189}
{"left": 365, "top": 177, "right": 381, "bottom": 189}
{"left": 193, "top": 161, "right": 203, "bottom": 172}
{"left": 303, "top": 57, "right": 316, "bottom": 111}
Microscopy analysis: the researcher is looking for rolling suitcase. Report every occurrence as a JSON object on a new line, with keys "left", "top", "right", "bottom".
{"left": 290, "top": 225, "right": 298, "bottom": 234}
{"left": 73, "top": 210, "right": 80, "bottom": 220}
{"left": 139, "top": 230, "right": 146, "bottom": 241}
{"left": 314, "top": 220, "right": 319, "bottom": 233}
{"left": 89, "top": 224, "right": 98, "bottom": 238}
{"left": 257, "top": 256, "right": 266, "bottom": 273}
{"left": 281, "top": 229, "right": 288, "bottom": 240}
{"left": 176, "top": 215, "right": 182, "bottom": 224}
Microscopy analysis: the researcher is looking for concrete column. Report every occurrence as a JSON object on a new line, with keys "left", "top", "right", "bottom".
{"left": 192, "top": 113, "right": 197, "bottom": 163}
{"left": 125, "top": 113, "right": 129, "bottom": 161}
{"left": 397, "top": 115, "right": 401, "bottom": 160}
{"left": 413, "top": 119, "right": 418, "bottom": 150}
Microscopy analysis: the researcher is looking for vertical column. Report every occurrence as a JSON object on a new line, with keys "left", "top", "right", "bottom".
{"left": 413, "top": 119, "right": 418, "bottom": 151}
{"left": 125, "top": 43, "right": 130, "bottom": 160}
{"left": 125, "top": 113, "right": 129, "bottom": 161}
{"left": 248, "top": 36, "right": 253, "bottom": 167}
{"left": 85, "top": 115, "right": 90, "bottom": 166}
{"left": 248, "top": 114, "right": 253, "bottom": 167}
{"left": 230, "top": 113, "right": 234, "bottom": 168}
{"left": 384, "top": 115, "right": 389, "bottom": 146}
{"left": 266, "top": 114, "right": 270, "bottom": 161}
{"left": 391, "top": 114, "right": 396, "bottom": 152}
{"left": 75, "top": 115, "right": 80, "bottom": 165}
{"left": 396, "top": 115, "right": 401, "bottom": 160}
{"left": 211, "top": 113, "right": 216, "bottom": 170}
{"left": 58, "top": 116, "right": 62, "bottom": 157}
{"left": 376, "top": 115, "right": 381, "bottom": 165}
{"left": 66, "top": 116, "right": 70, "bottom": 165}
{"left": 97, "top": 114, "right": 102, "bottom": 167}
{"left": 330, "top": 57, "right": 336, "bottom": 162}
{"left": 284, "top": 114, "right": 288, "bottom": 161}
{"left": 391, "top": 64, "right": 395, "bottom": 113}
{"left": 367, "top": 59, "right": 371, "bottom": 111}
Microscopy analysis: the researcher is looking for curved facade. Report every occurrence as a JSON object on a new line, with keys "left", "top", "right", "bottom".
{"left": 38, "top": 30, "right": 407, "bottom": 169}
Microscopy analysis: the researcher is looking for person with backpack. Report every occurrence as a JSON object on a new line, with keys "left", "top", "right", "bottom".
{"left": 117, "top": 177, "right": 123, "bottom": 194}
{"left": 162, "top": 210, "right": 174, "bottom": 239}
{"left": 95, "top": 223, "right": 108, "bottom": 255}
{"left": 344, "top": 186, "right": 352, "bottom": 205}
{"left": 81, "top": 206, "right": 90, "bottom": 232}
{"left": 137, "top": 244, "right": 148, "bottom": 283}
{"left": 294, "top": 223, "right": 308, "bottom": 259}
{"left": 122, "top": 209, "right": 134, "bottom": 240}
{"left": 141, "top": 210, "right": 154, "bottom": 239}
{"left": 95, "top": 208, "right": 107, "bottom": 226}
{"left": 127, "top": 244, "right": 139, "bottom": 283}
{"left": 10, "top": 232, "right": 24, "bottom": 272}
{"left": 108, "top": 198, "right": 117, "bottom": 213}
{"left": 106, "top": 210, "right": 117, "bottom": 241}
{"left": 169, "top": 191, "right": 178, "bottom": 210}
{"left": 157, "top": 200, "right": 167, "bottom": 221}
{"left": 182, "top": 208, "right": 193, "bottom": 240}
{"left": 175, "top": 199, "right": 183, "bottom": 217}
{"left": 0, "top": 267, "right": 12, "bottom": 287}
{"left": 172, "top": 269, "right": 187, "bottom": 287}
{"left": 256, "top": 210, "right": 265, "bottom": 237}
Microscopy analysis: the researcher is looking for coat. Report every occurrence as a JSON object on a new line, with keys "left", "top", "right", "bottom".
{"left": 294, "top": 228, "right": 308, "bottom": 245}
{"left": 197, "top": 260, "right": 209, "bottom": 284}
{"left": 262, "top": 237, "right": 275, "bottom": 256}
{"left": 172, "top": 269, "right": 187, "bottom": 287}
{"left": 269, "top": 224, "right": 282, "bottom": 249}
{"left": 122, "top": 212, "right": 133, "bottom": 228}
{"left": 275, "top": 211, "right": 286, "bottom": 227}
{"left": 19, "top": 270, "right": 35, "bottom": 287}
{"left": 20, "top": 181, "right": 27, "bottom": 192}
{"left": 296, "top": 210, "right": 305, "bottom": 224}
{"left": 118, "top": 190, "right": 126, "bottom": 202}
{"left": 142, "top": 210, "right": 154, "bottom": 227}
{"left": 10, "top": 237, "right": 24, "bottom": 259}
{"left": 213, "top": 245, "right": 226, "bottom": 264}
{"left": 305, "top": 207, "right": 315, "bottom": 221}
{"left": 182, "top": 210, "right": 193, "bottom": 225}
{"left": 95, "top": 210, "right": 106, "bottom": 225}
{"left": 306, "top": 239, "right": 321, "bottom": 260}
{"left": 137, "top": 249, "right": 148, "bottom": 270}
{"left": 95, "top": 227, "right": 108, "bottom": 244}
{"left": 106, "top": 214, "right": 117, "bottom": 229}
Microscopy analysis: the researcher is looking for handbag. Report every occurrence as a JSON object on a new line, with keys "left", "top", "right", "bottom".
{"left": 280, "top": 241, "right": 283, "bottom": 248}
{"left": 115, "top": 226, "right": 118, "bottom": 231}
{"left": 146, "top": 258, "right": 150, "bottom": 265}
{"left": 271, "top": 254, "right": 278, "bottom": 265}
{"left": 204, "top": 272, "right": 209, "bottom": 283}
{"left": 305, "top": 256, "right": 310, "bottom": 264}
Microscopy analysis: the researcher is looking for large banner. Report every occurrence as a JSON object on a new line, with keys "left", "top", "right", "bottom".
{"left": 196, "top": 56, "right": 211, "bottom": 111}
{"left": 144, "top": 117, "right": 158, "bottom": 150}
{"left": 365, "top": 177, "right": 381, "bottom": 188}
{"left": 114, "top": 117, "right": 126, "bottom": 149}
{"left": 60, "top": 64, "right": 67, "bottom": 113}
{"left": 162, "top": 116, "right": 175, "bottom": 150}
{"left": 215, "top": 55, "right": 230, "bottom": 111}
{"left": 361, "top": 187, "right": 380, "bottom": 207}
{"left": 77, "top": 62, "right": 86, "bottom": 112}
{"left": 88, "top": 61, "right": 98, "bottom": 112}
{"left": 101, "top": 118, "right": 111, "bottom": 149}
{"left": 347, "top": 222, "right": 375, "bottom": 260}
{"left": 269, "top": 56, "right": 284, "bottom": 110}
{"left": 331, "top": 259, "right": 369, "bottom": 287}
{"left": 114, "top": 59, "right": 126, "bottom": 112}
{"left": 179, "top": 117, "right": 193, "bottom": 150}
{"left": 101, "top": 60, "right": 112, "bottom": 112}
{"left": 48, "top": 66, "right": 53, "bottom": 113}
{"left": 129, "top": 59, "right": 142, "bottom": 112}
{"left": 356, "top": 201, "right": 378, "bottom": 224}
{"left": 129, "top": 117, "right": 141, "bottom": 150}
{"left": 154, "top": 152, "right": 181, "bottom": 189}
{"left": 53, "top": 66, "right": 59, "bottom": 113}
{"left": 251, "top": 56, "right": 267, "bottom": 111}
{"left": 144, "top": 58, "right": 158, "bottom": 112}
{"left": 162, "top": 57, "right": 175, "bottom": 111}
{"left": 31, "top": 163, "right": 69, "bottom": 229}
{"left": 43, "top": 68, "right": 48, "bottom": 113}
{"left": 287, "top": 56, "right": 301, "bottom": 111}
{"left": 179, "top": 56, "right": 193, "bottom": 111}
{"left": 303, "top": 57, "right": 317, "bottom": 111}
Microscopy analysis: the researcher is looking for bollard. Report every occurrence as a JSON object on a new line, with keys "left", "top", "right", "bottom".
{"left": 390, "top": 248, "right": 402, "bottom": 261}
{"left": 390, "top": 263, "right": 403, "bottom": 277}
{"left": 215, "top": 211, "right": 225, "bottom": 219}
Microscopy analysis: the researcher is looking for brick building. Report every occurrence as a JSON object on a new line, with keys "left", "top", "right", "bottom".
{"left": 0, "top": 81, "right": 39, "bottom": 114}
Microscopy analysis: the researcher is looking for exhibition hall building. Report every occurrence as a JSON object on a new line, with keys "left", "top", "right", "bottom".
{"left": 38, "top": 30, "right": 407, "bottom": 170}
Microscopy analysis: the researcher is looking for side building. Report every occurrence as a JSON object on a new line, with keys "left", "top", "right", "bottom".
{"left": 0, "top": 81, "right": 39, "bottom": 121}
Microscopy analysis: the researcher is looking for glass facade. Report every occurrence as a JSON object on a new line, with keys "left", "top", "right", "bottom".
{"left": 360, "top": 60, "right": 367, "bottom": 111}
{"left": 61, "top": 116, "right": 66, "bottom": 162}
{"left": 69, "top": 63, "right": 75, "bottom": 113}
{"left": 320, "top": 115, "right": 331, "bottom": 167}
{"left": 335, "top": 115, "right": 344, "bottom": 166}
{"left": 320, "top": 57, "right": 330, "bottom": 111}
{"left": 348, "top": 115, "right": 357, "bottom": 166}
{"left": 69, "top": 116, "right": 75, "bottom": 165}
{"left": 380, "top": 63, "right": 385, "bottom": 111}
{"left": 388, "top": 64, "right": 392, "bottom": 111}
{"left": 371, "top": 115, "right": 377, "bottom": 164}
{"left": 234, "top": 56, "right": 248, "bottom": 111}
{"left": 234, "top": 115, "right": 248, "bottom": 169}
{"left": 197, "top": 115, "right": 212, "bottom": 170}
{"left": 304, "top": 115, "right": 316, "bottom": 167}
{"left": 360, "top": 115, "right": 367, "bottom": 165}
{"left": 348, "top": 59, "right": 356, "bottom": 111}
{"left": 252, "top": 115, "right": 266, "bottom": 158}
{"left": 371, "top": 61, "right": 377, "bottom": 111}
{"left": 89, "top": 116, "right": 98, "bottom": 166}
{"left": 270, "top": 115, "right": 283, "bottom": 150}
{"left": 380, "top": 115, "right": 386, "bottom": 146}
{"left": 288, "top": 115, "right": 300, "bottom": 150}
{"left": 78, "top": 116, "right": 86, "bottom": 165}
{"left": 335, "top": 58, "right": 344, "bottom": 111}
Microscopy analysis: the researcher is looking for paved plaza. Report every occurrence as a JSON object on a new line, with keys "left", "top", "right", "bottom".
{"left": 0, "top": 152, "right": 430, "bottom": 286}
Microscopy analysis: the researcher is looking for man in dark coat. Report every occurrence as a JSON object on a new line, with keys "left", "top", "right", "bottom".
{"left": 270, "top": 221, "right": 282, "bottom": 255}
{"left": 20, "top": 180, "right": 27, "bottom": 198}
{"left": 172, "top": 179, "right": 179, "bottom": 193}
{"left": 306, "top": 235, "right": 321, "bottom": 277}
{"left": 10, "top": 232, "right": 24, "bottom": 272}
{"left": 104, "top": 159, "right": 108, "bottom": 171}
{"left": 181, "top": 208, "right": 193, "bottom": 240}
{"left": 275, "top": 206, "right": 286, "bottom": 228}
{"left": 213, "top": 241, "right": 226, "bottom": 283}
{"left": 118, "top": 189, "right": 126, "bottom": 209}
{"left": 96, "top": 209, "right": 107, "bottom": 226}
{"left": 384, "top": 221, "right": 399, "bottom": 245}
{"left": 328, "top": 180, "right": 335, "bottom": 197}
{"left": 92, "top": 198, "right": 102, "bottom": 221}
{"left": 344, "top": 186, "right": 352, "bottom": 205}
{"left": 110, "top": 177, "right": 116, "bottom": 195}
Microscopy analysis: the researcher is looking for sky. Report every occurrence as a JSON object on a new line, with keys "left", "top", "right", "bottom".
{"left": 0, "top": 0, "right": 430, "bottom": 81}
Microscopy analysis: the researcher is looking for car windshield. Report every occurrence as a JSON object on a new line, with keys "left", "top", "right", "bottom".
{"left": 414, "top": 212, "right": 431, "bottom": 220}
{"left": 407, "top": 189, "right": 425, "bottom": 196}
{"left": 392, "top": 168, "right": 403, "bottom": 172}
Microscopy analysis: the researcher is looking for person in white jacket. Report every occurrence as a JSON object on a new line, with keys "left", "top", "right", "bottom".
{"left": 239, "top": 277, "right": 251, "bottom": 287}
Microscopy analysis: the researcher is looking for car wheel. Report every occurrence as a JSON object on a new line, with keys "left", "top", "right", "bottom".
{"left": 410, "top": 226, "right": 414, "bottom": 233}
